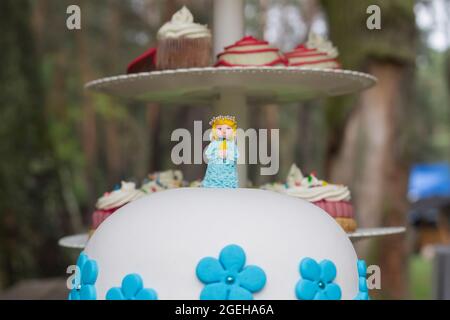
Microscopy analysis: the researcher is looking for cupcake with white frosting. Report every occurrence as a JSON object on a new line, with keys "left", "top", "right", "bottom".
{"left": 91, "top": 181, "right": 145, "bottom": 234}
{"left": 285, "top": 32, "right": 341, "bottom": 69}
{"left": 258, "top": 164, "right": 356, "bottom": 233}
{"left": 285, "top": 164, "right": 356, "bottom": 232}
{"left": 156, "top": 6, "right": 211, "bottom": 70}
{"left": 141, "top": 170, "right": 184, "bottom": 194}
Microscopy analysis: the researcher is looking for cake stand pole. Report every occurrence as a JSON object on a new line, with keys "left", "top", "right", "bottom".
{"left": 213, "top": 0, "right": 248, "bottom": 187}
{"left": 215, "top": 88, "right": 248, "bottom": 187}
{"left": 213, "top": 0, "right": 244, "bottom": 57}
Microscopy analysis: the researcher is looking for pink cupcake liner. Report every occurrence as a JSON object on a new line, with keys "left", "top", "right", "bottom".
{"left": 92, "top": 206, "right": 122, "bottom": 229}
{"left": 312, "top": 200, "right": 354, "bottom": 218}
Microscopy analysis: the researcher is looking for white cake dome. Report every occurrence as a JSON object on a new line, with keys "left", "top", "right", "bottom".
{"left": 74, "top": 188, "right": 366, "bottom": 300}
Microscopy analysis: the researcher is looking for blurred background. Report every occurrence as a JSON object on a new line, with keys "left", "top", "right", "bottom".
{"left": 0, "top": 0, "right": 449, "bottom": 299}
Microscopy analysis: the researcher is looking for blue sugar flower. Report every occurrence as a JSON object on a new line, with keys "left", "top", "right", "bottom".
{"left": 68, "top": 252, "right": 98, "bottom": 300}
{"left": 355, "top": 260, "right": 370, "bottom": 300}
{"left": 106, "top": 273, "right": 158, "bottom": 300}
{"left": 196, "top": 244, "right": 266, "bottom": 300}
{"left": 295, "top": 257, "right": 342, "bottom": 300}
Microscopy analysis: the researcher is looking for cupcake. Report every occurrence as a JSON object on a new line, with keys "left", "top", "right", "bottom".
{"left": 156, "top": 6, "right": 212, "bottom": 70}
{"left": 141, "top": 170, "right": 184, "bottom": 194}
{"left": 284, "top": 164, "right": 356, "bottom": 233}
{"left": 285, "top": 32, "right": 340, "bottom": 69}
{"left": 90, "top": 181, "right": 145, "bottom": 234}
{"left": 215, "top": 36, "right": 287, "bottom": 67}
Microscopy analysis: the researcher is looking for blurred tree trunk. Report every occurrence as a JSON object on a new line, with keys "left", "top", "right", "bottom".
{"left": 30, "top": 0, "right": 83, "bottom": 233}
{"left": 0, "top": 0, "right": 65, "bottom": 287}
{"left": 321, "top": 0, "right": 417, "bottom": 299}
{"left": 76, "top": 0, "right": 97, "bottom": 209}
{"left": 446, "top": 48, "right": 450, "bottom": 90}
{"left": 30, "top": 0, "right": 48, "bottom": 54}
{"left": 146, "top": 103, "right": 161, "bottom": 173}
{"left": 104, "top": 0, "right": 122, "bottom": 186}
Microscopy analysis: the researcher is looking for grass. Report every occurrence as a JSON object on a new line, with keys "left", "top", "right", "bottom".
{"left": 409, "top": 254, "right": 433, "bottom": 300}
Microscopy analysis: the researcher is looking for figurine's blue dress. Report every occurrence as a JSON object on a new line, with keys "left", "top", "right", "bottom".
{"left": 202, "top": 140, "right": 239, "bottom": 188}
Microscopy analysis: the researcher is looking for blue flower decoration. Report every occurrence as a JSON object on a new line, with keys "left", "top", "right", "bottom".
{"left": 106, "top": 273, "right": 158, "bottom": 300}
{"left": 354, "top": 260, "right": 370, "bottom": 300}
{"left": 68, "top": 252, "right": 98, "bottom": 300}
{"left": 295, "top": 257, "right": 342, "bottom": 300}
{"left": 196, "top": 244, "right": 266, "bottom": 300}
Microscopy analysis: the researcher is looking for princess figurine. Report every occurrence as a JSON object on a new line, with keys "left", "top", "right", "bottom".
{"left": 202, "top": 115, "right": 239, "bottom": 188}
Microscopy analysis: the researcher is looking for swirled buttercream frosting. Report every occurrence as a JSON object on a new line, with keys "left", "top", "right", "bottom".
{"left": 286, "top": 184, "right": 351, "bottom": 202}
{"left": 306, "top": 32, "right": 338, "bottom": 58}
{"left": 285, "top": 164, "right": 351, "bottom": 202}
{"left": 285, "top": 32, "right": 340, "bottom": 68}
{"left": 96, "top": 181, "right": 145, "bottom": 210}
{"left": 157, "top": 6, "right": 211, "bottom": 40}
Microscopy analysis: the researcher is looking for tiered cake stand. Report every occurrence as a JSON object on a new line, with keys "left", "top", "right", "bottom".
{"left": 83, "top": 67, "right": 376, "bottom": 104}
{"left": 58, "top": 66, "right": 405, "bottom": 250}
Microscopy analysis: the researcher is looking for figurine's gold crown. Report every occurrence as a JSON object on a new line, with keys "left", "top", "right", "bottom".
{"left": 209, "top": 115, "right": 237, "bottom": 129}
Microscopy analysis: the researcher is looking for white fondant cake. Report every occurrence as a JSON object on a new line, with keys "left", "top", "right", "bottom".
{"left": 84, "top": 188, "right": 359, "bottom": 300}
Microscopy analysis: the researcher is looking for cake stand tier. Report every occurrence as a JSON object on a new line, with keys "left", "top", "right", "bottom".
{"left": 85, "top": 67, "right": 377, "bottom": 104}
{"left": 348, "top": 226, "right": 406, "bottom": 242}
{"left": 58, "top": 233, "right": 89, "bottom": 249}
{"left": 58, "top": 227, "right": 405, "bottom": 249}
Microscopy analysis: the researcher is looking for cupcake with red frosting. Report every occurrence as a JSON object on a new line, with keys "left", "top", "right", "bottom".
{"left": 90, "top": 181, "right": 145, "bottom": 235}
{"left": 285, "top": 32, "right": 340, "bottom": 69}
{"left": 284, "top": 164, "right": 356, "bottom": 233}
{"left": 215, "top": 36, "right": 287, "bottom": 67}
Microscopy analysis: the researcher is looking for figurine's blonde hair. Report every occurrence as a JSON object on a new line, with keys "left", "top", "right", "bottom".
{"left": 209, "top": 115, "right": 237, "bottom": 141}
